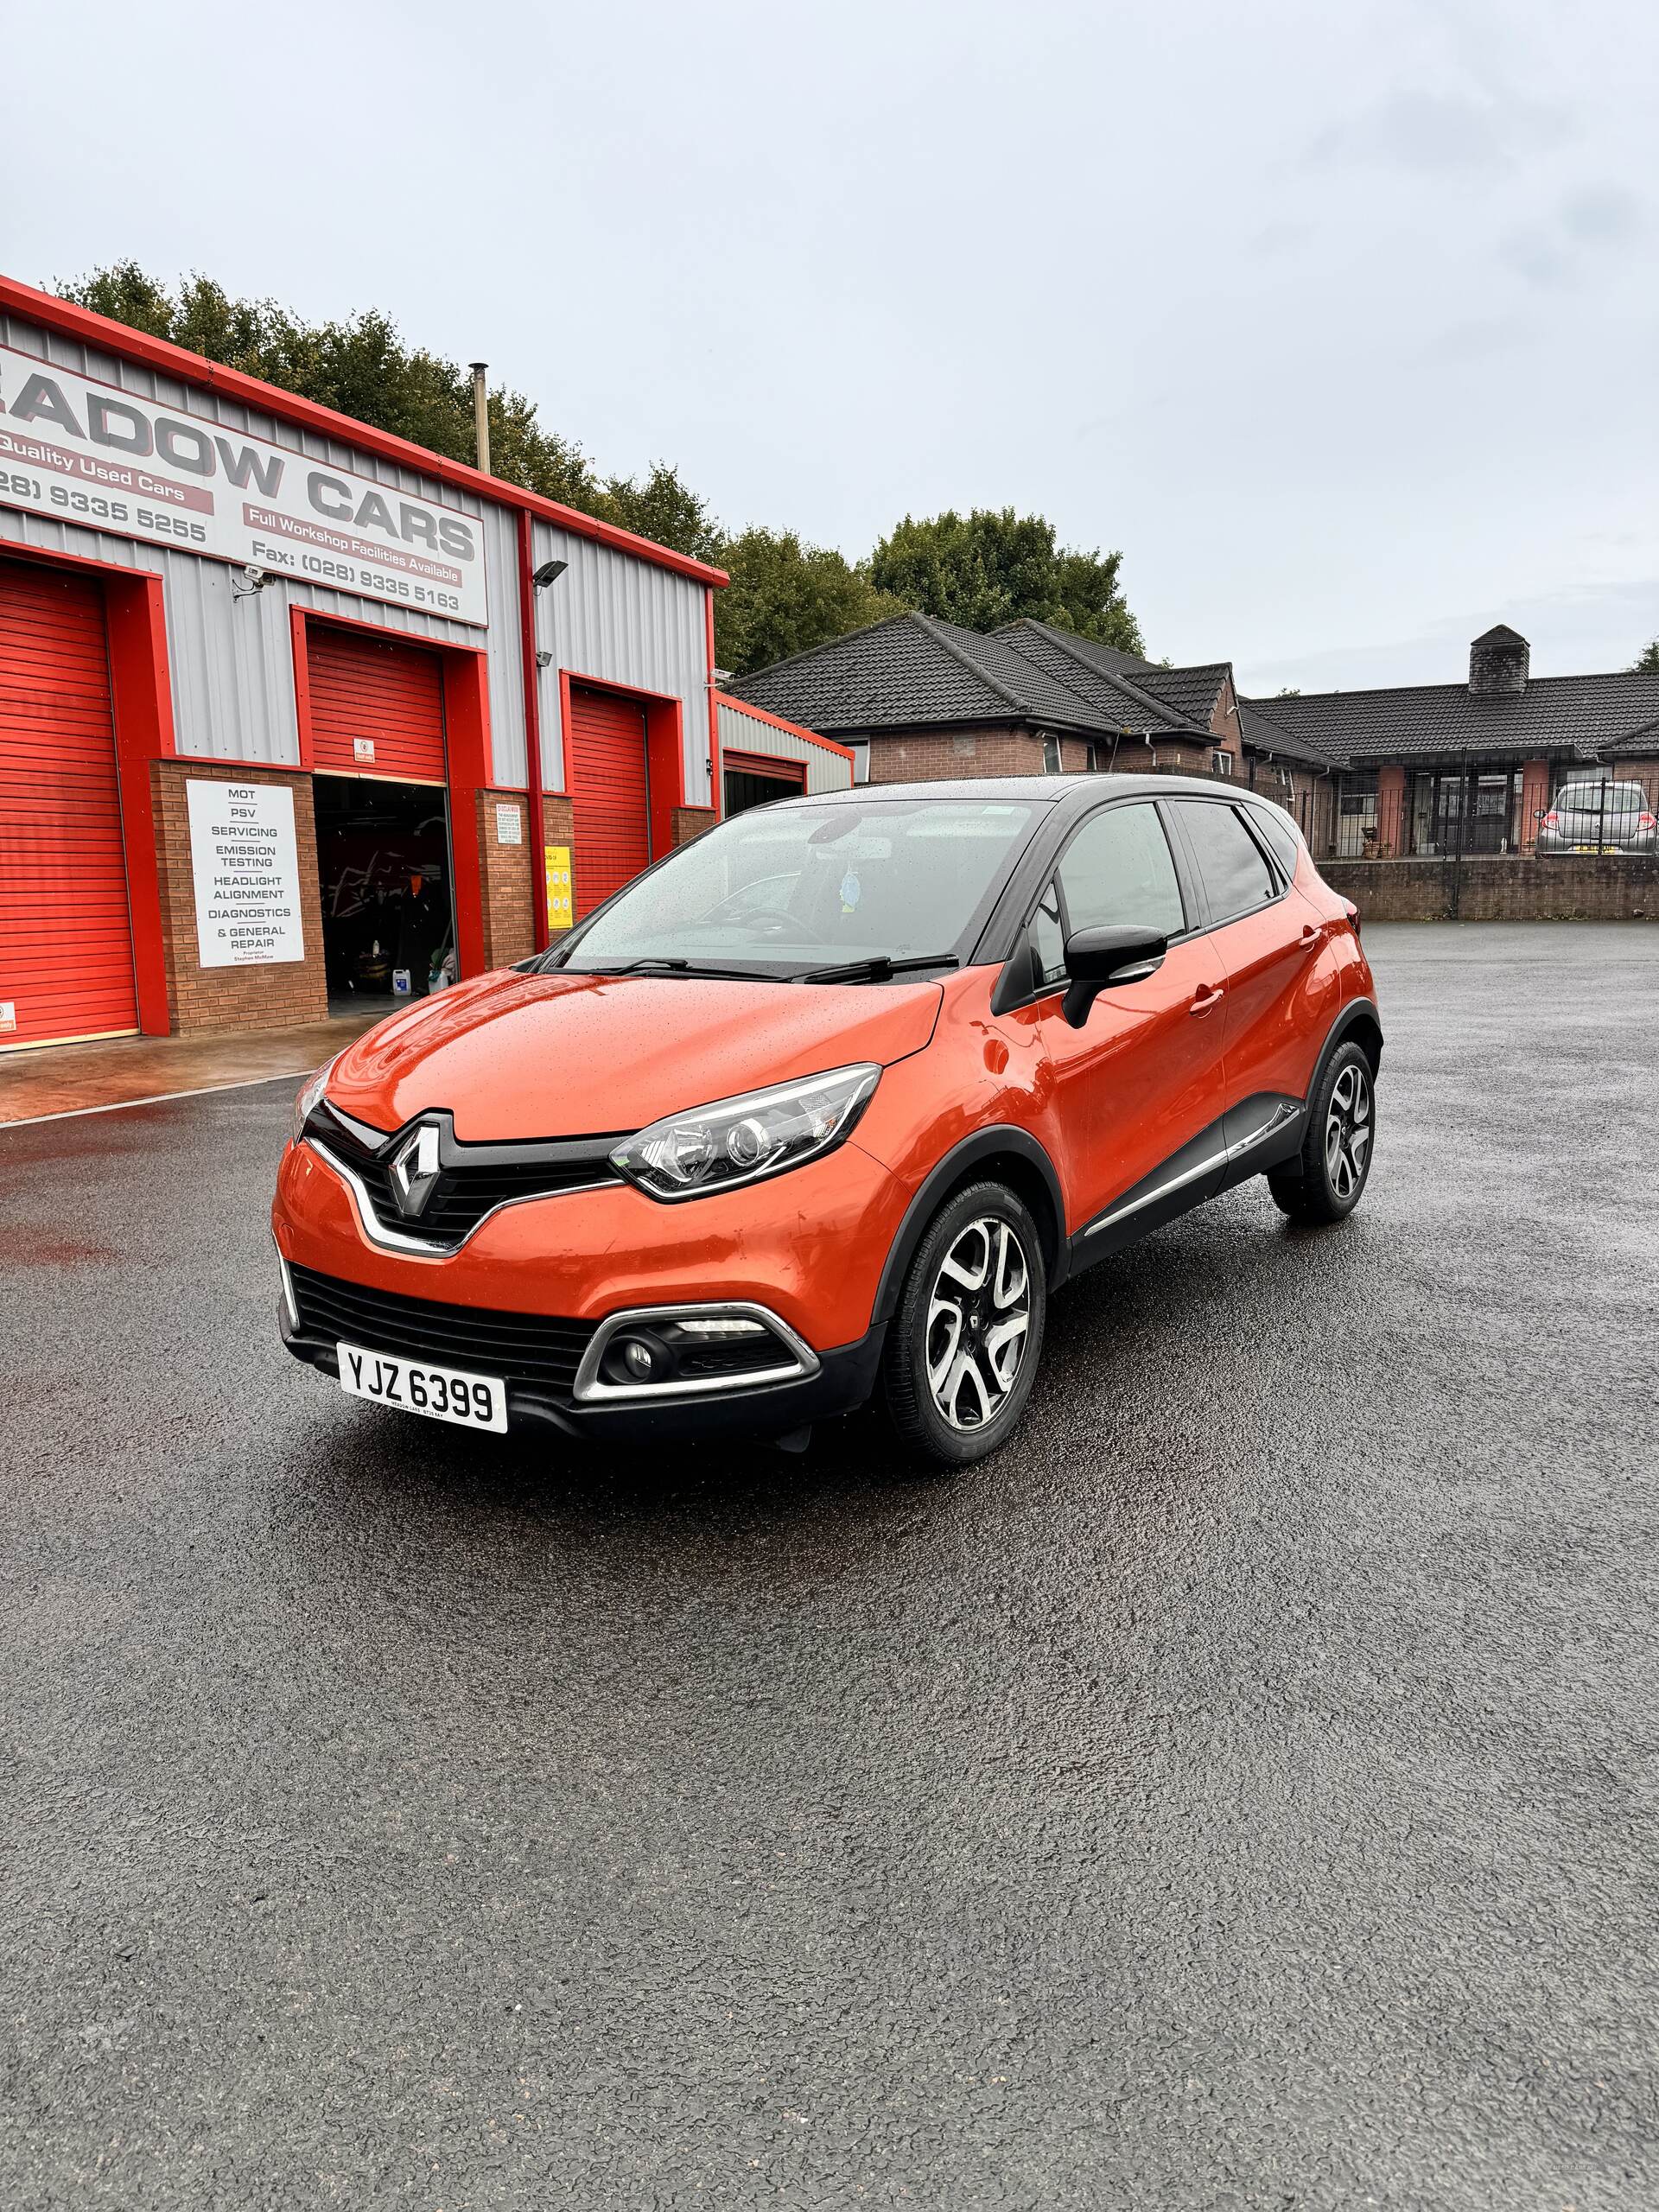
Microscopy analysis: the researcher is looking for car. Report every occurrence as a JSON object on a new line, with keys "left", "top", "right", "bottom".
{"left": 1537, "top": 779, "right": 1657, "bottom": 857}
{"left": 272, "top": 776, "right": 1382, "bottom": 1470}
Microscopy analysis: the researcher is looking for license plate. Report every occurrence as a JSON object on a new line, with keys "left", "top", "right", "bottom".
{"left": 337, "top": 1340, "right": 508, "bottom": 1432}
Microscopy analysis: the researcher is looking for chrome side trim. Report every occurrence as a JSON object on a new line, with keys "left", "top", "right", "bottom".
{"left": 572, "top": 1302, "right": 821, "bottom": 1405}
{"left": 1084, "top": 1144, "right": 1230, "bottom": 1236}
{"left": 1084, "top": 1102, "right": 1301, "bottom": 1239}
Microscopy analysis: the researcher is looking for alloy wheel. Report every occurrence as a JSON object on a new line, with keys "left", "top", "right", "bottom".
{"left": 925, "top": 1216, "right": 1033, "bottom": 1431}
{"left": 1325, "top": 1062, "right": 1373, "bottom": 1201}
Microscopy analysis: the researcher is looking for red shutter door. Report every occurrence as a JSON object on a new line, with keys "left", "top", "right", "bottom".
{"left": 0, "top": 559, "right": 137, "bottom": 1051}
{"left": 569, "top": 685, "right": 650, "bottom": 916}
{"left": 307, "top": 626, "right": 447, "bottom": 781}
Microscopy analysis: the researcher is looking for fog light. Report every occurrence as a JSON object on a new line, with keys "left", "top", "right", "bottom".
{"left": 623, "top": 1338, "right": 655, "bottom": 1379}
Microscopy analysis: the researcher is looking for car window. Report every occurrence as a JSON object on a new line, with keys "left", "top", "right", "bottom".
{"left": 1029, "top": 880, "right": 1066, "bottom": 989}
{"left": 558, "top": 799, "right": 1041, "bottom": 975}
{"left": 1175, "top": 801, "right": 1279, "bottom": 924}
{"left": 1557, "top": 784, "right": 1644, "bottom": 811}
{"left": 1057, "top": 804, "right": 1185, "bottom": 938}
{"left": 1246, "top": 804, "right": 1300, "bottom": 879}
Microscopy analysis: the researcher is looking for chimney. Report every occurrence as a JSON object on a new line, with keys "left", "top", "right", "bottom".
{"left": 1469, "top": 624, "right": 1529, "bottom": 697}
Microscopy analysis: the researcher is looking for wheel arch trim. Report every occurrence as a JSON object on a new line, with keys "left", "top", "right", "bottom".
{"left": 870, "top": 1124, "right": 1070, "bottom": 1325}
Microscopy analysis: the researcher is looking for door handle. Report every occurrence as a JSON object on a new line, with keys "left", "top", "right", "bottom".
{"left": 1189, "top": 982, "right": 1224, "bottom": 1017}
{"left": 1299, "top": 924, "right": 1320, "bottom": 947}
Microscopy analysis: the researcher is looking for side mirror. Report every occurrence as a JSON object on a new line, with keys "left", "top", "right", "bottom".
{"left": 1061, "top": 925, "right": 1167, "bottom": 1029}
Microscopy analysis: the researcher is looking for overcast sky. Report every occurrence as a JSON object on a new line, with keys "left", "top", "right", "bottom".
{"left": 4, "top": 0, "right": 1656, "bottom": 693}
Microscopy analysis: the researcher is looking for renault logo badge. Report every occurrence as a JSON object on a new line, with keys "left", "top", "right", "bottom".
{"left": 388, "top": 1121, "right": 442, "bottom": 1217}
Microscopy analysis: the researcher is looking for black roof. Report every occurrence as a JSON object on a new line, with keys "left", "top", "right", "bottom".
{"left": 1242, "top": 670, "right": 1659, "bottom": 767}
{"left": 1235, "top": 698, "right": 1338, "bottom": 769}
{"left": 729, "top": 612, "right": 1185, "bottom": 737}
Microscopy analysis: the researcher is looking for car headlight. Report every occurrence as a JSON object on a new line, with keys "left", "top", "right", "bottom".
{"left": 610, "top": 1065, "right": 880, "bottom": 1202}
{"left": 291, "top": 1056, "right": 339, "bottom": 1144}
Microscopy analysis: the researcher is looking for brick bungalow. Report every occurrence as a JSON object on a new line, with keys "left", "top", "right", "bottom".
{"left": 1242, "top": 626, "right": 1659, "bottom": 859}
{"left": 730, "top": 612, "right": 1338, "bottom": 848}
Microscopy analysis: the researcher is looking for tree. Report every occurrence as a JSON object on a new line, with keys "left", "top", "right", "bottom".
{"left": 1277, "top": 686, "right": 1302, "bottom": 696}
{"left": 598, "top": 461, "right": 723, "bottom": 570}
{"left": 715, "top": 528, "right": 905, "bottom": 676}
{"left": 1633, "top": 640, "right": 1659, "bottom": 672}
{"left": 869, "top": 507, "right": 1142, "bottom": 652}
{"left": 56, "top": 261, "right": 601, "bottom": 511}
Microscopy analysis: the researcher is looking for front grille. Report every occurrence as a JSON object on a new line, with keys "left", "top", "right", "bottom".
{"left": 308, "top": 1103, "right": 621, "bottom": 1250}
{"left": 289, "top": 1262, "right": 597, "bottom": 1400}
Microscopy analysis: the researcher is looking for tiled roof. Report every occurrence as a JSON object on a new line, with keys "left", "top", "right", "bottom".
{"left": 1241, "top": 671, "right": 1659, "bottom": 767}
{"left": 990, "top": 620, "right": 1192, "bottom": 734}
{"left": 1127, "top": 663, "right": 1230, "bottom": 727}
{"left": 1235, "top": 699, "right": 1338, "bottom": 769}
{"left": 731, "top": 613, "right": 1179, "bottom": 736}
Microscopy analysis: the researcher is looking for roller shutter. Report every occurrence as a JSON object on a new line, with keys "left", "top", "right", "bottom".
{"left": 0, "top": 559, "right": 137, "bottom": 1051}
{"left": 569, "top": 685, "right": 650, "bottom": 917}
{"left": 307, "top": 626, "right": 447, "bottom": 782}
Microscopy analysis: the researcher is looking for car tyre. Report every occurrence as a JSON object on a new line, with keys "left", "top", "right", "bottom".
{"left": 882, "top": 1180, "right": 1047, "bottom": 1471}
{"left": 1267, "top": 1039, "right": 1376, "bottom": 1224}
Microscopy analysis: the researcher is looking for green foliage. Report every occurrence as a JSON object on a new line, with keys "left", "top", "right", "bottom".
{"left": 597, "top": 461, "right": 723, "bottom": 570}
{"left": 57, "top": 261, "right": 601, "bottom": 511}
{"left": 869, "top": 507, "right": 1142, "bottom": 652}
{"left": 1632, "top": 639, "right": 1659, "bottom": 672}
{"left": 1277, "top": 686, "right": 1302, "bottom": 696}
{"left": 715, "top": 530, "right": 905, "bottom": 676}
{"left": 54, "top": 264, "right": 1148, "bottom": 676}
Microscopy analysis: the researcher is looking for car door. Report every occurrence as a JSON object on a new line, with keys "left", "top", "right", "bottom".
{"left": 1166, "top": 796, "right": 1331, "bottom": 1139}
{"left": 1000, "top": 799, "right": 1228, "bottom": 1235}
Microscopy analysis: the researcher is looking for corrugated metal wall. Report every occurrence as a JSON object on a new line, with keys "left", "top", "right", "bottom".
{"left": 529, "top": 518, "right": 712, "bottom": 804}
{"left": 715, "top": 696, "right": 853, "bottom": 795}
{"left": 0, "top": 313, "right": 527, "bottom": 783}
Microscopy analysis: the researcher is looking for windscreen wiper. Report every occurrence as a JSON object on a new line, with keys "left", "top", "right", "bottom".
{"left": 587, "top": 956, "right": 785, "bottom": 981}
{"left": 798, "top": 952, "right": 962, "bottom": 985}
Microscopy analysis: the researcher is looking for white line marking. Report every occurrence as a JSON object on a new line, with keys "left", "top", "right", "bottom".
{"left": 0, "top": 1071, "right": 301, "bottom": 1130}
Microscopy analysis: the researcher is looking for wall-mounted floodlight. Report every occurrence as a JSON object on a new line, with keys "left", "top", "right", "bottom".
{"left": 531, "top": 559, "right": 568, "bottom": 590}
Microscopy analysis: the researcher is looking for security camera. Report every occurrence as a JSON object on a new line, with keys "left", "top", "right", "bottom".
{"left": 244, "top": 565, "right": 265, "bottom": 589}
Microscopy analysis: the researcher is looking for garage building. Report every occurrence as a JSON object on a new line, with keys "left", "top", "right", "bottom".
{"left": 0, "top": 274, "right": 842, "bottom": 1052}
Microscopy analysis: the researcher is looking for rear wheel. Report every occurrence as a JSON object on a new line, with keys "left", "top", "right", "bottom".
{"left": 882, "top": 1181, "right": 1046, "bottom": 1470}
{"left": 1268, "top": 1039, "right": 1376, "bottom": 1224}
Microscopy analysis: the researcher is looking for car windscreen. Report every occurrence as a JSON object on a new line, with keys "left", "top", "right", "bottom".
{"left": 555, "top": 799, "right": 1041, "bottom": 976}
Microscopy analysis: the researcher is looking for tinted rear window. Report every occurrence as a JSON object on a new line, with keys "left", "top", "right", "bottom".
{"left": 1557, "top": 784, "right": 1645, "bottom": 810}
{"left": 1246, "top": 804, "right": 1301, "bottom": 878}
{"left": 1175, "top": 802, "right": 1278, "bottom": 922}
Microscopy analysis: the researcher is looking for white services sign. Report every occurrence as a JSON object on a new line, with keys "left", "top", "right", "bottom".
{"left": 188, "top": 780, "right": 306, "bottom": 969}
{"left": 0, "top": 340, "right": 487, "bottom": 626}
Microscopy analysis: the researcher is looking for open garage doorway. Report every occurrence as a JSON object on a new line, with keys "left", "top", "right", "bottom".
{"left": 313, "top": 776, "right": 454, "bottom": 1017}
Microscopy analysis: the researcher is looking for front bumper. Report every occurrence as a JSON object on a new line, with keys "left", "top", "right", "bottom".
{"left": 272, "top": 1130, "right": 908, "bottom": 1445}
{"left": 278, "top": 1295, "right": 885, "bottom": 1444}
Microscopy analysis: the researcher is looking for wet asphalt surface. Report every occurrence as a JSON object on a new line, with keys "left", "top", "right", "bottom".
{"left": 3, "top": 922, "right": 1656, "bottom": 2210}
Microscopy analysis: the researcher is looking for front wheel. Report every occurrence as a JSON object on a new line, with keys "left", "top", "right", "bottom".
{"left": 1268, "top": 1039, "right": 1376, "bottom": 1224}
{"left": 882, "top": 1181, "right": 1047, "bottom": 1470}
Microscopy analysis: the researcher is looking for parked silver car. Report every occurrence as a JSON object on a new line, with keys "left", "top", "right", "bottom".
{"left": 1538, "top": 779, "right": 1657, "bottom": 856}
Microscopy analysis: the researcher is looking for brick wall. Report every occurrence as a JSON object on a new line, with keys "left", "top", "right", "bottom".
{"left": 1325, "top": 855, "right": 1659, "bottom": 923}
{"left": 476, "top": 789, "right": 534, "bottom": 969}
{"left": 671, "top": 806, "right": 718, "bottom": 844}
{"left": 866, "top": 726, "right": 1047, "bottom": 781}
{"left": 150, "top": 760, "right": 329, "bottom": 1033}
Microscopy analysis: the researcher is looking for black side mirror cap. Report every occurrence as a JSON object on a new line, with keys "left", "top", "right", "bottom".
{"left": 1061, "top": 925, "right": 1167, "bottom": 1028}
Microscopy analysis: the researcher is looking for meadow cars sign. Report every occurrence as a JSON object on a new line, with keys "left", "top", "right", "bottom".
{"left": 0, "top": 342, "right": 486, "bottom": 626}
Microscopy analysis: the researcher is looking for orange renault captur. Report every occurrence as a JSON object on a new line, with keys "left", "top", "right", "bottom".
{"left": 273, "top": 777, "right": 1381, "bottom": 1468}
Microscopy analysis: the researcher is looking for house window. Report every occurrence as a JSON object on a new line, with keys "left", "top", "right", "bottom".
{"left": 1338, "top": 771, "right": 1379, "bottom": 857}
{"left": 1211, "top": 749, "right": 1233, "bottom": 778}
{"left": 1042, "top": 734, "right": 1063, "bottom": 774}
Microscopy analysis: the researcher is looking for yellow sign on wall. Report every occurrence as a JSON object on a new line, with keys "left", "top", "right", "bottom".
{"left": 544, "top": 844, "right": 574, "bottom": 932}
